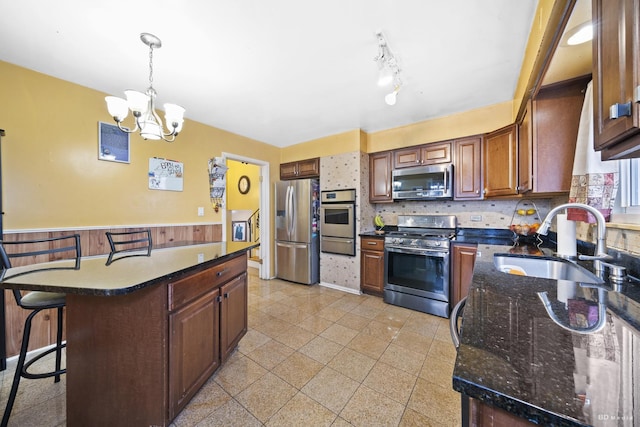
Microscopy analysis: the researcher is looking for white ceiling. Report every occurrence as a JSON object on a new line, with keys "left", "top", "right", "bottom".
{"left": 0, "top": 0, "right": 539, "bottom": 147}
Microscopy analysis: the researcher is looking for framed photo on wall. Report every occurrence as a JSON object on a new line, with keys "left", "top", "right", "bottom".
{"left": 99, "top": 121, "right": 130, "bottom": 163}
{"left": 232, "top": 221, "right": 247, "bottom": 242}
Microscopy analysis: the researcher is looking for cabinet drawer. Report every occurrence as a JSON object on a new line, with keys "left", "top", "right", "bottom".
{"left": 168, "top": 254, "right": 246, "bottom": 311}
{"left": 361, "top": 237, "right": 384, "bottom": 252}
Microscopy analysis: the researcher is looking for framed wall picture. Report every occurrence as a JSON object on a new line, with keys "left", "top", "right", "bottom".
{"left": 99, "top": 121, "right": 130, "bottom": 163}
{"left": 232, "top": 221, "right": 247, "bottom": 242}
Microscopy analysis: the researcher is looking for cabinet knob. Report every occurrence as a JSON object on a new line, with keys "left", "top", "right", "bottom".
{"left": 217, "top": 268, "right": 227, "bottom": 277}
{"left": 609, "top": 102, "right": 632, "bottom": 119}
{"left": 475, "top": 190, "right": 479, "bottom": 194}
{"left": 224, "top": 293, "right": 229, "bottom": 298}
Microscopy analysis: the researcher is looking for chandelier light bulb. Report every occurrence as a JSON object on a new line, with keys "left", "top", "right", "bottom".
{"left": 385, "top": 89, "right": 398, "bottom": 106}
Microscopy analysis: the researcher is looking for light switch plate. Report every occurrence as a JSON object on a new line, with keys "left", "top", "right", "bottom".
{"left": 197, "top": 207, "right": 204, "bottom": 216}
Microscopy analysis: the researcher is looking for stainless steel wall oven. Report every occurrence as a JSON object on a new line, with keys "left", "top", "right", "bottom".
{"left": 320, "top": 189, "right": 356, "bottom": 256}
{"left": 383, "top": 215, "right": 457, "bottom": 317}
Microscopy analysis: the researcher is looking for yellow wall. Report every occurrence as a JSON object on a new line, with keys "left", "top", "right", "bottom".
{"left": 280, "top": 129, "right": 363, "bottom": 163}
{"left": 366, "top": 101, "right": 513, "bottom": 153}
{"left": 0, "top": 60, "right": 280, "bottom": 230}
{"left": 512, "top": 0, "right": 557, "bottom": 118}
{"left": 225, "top": 160, "right": 260, "bottom": 239}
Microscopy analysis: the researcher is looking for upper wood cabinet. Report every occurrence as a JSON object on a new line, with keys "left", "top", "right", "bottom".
{"left": 483, "top": 124, "right": 518, "bottom": 198}
{"left": 531, "top": 77, "right": 588, "bottom": 194}
{"left": 394, "top": 141, "right": 451, "bottom": 168}
{"left": 280, "top": 157, "right": 320, "bottom": 180}
{"left": 369, "top": 151, "right": 393, "bottom": 203}
{"left": 593, "top": 0, "right": 640, "bottom": 159}
{"left": 454, "top": 136, "right": 483, "bottom": 200}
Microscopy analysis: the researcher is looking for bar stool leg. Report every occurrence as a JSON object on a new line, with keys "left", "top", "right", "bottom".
{"left": 1, "top": 309, "right": 39, "bottom": 427}
{"left": 54, "top": 307, "right": 63, "bottom": 383}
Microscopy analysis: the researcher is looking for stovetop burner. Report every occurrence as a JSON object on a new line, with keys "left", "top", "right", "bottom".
{"left": 384, "top": 215, "right": 457, "bottom": 249}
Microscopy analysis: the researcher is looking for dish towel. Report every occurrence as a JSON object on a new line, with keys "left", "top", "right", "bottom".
{"left": 567, "top": 80, "right": 620, "bottom": 223}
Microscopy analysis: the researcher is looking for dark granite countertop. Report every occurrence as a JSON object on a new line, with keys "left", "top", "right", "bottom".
{"left": 0, "top": 241, "right": 258, "bottom": 296}
{"left": 453, "top": 236, "right": 640, "bottom": 426}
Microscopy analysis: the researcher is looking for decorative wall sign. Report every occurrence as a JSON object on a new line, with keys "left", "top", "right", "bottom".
{"left": 148, "top": 157, "right": 183, "bottom": 191}
{"left": 98, "top": 122, "right": 130, "bottom": 163}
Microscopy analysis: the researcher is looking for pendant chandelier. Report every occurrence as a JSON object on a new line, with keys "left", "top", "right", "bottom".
{"left": 105, "top": 33, "right": 185, "bottom": 142}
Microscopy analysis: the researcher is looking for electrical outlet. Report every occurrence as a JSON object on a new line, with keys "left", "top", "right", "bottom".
{"left": 197, "top": 207, "right": 204, "bottom": 216}
{"left": 470, "top": 215, "right": 482, "bottom": 221}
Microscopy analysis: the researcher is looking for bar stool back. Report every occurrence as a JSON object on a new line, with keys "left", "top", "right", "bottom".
{"left": 0, "top": 234, "right": 81, "bottom": 426}
{"left": 105, "top": 229, "right": 152, "bottom": 265}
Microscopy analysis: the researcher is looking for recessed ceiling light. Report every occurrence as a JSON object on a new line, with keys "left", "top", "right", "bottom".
{"left": 563, "top": 21, "right": 593, "bottom": 46}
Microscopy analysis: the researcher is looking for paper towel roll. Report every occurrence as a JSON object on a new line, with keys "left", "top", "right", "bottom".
{"left": 556, "top": 213, "right": 577, "bottom": 257}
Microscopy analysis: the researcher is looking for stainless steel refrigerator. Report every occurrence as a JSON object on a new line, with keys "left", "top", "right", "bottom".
{"left": 275, "top": 179, "right": 320, "bottom": 285}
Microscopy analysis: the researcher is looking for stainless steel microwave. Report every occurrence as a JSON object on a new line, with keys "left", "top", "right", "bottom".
{"left": 392, "top": 164, "right": 453, "bottom": 200}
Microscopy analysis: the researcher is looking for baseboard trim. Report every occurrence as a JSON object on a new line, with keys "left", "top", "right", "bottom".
{"left": 319, "top": 281, "right": 362, "bottom": 295}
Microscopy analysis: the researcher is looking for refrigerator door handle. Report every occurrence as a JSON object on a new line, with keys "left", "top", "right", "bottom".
{"left": 276, "top": 241, "right": 308, "bottom": 250}
{"left": 285, "top": 185, "right": 292, "bottom": 239}
{"left": 288, "top": 184, "right": 295, "bottom": 237}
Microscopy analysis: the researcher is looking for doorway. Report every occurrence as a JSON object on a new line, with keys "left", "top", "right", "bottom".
{"left": 222, "top": 152, "right": 270, "bottom": 279}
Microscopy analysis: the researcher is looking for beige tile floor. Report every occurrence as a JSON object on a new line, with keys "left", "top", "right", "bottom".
{"left": 0, "top": 268, "right": 461, "bottom": 426}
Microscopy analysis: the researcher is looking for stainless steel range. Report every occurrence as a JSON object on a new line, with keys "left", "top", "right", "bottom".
{"left": 383, "top": 215, "right": 457, "bottom": 318}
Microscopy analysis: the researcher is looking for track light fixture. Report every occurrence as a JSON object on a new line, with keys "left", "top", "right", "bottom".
{"left": 105, "top": 33, "right": 185, "bottom": 142}
{"left": 374, "top": 31, "right": 402, "bottom": 105}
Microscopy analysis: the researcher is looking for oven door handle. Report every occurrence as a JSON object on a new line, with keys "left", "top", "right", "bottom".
{"left": 322, "top": 236, "right": 354, "bottom": 243}
{"left": 385, "top": 246, "right": 448, "bottom": 257}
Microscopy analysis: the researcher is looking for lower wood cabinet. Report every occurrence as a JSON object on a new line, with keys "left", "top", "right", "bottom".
{"left": 450, "top": 242, "right": 478, "bottom": 307}
{"left": 360, "top": 236, "right": 385, "bottom": 295}
{"left": 169, "top": 289, "right": 220, "bottom": 419}
{"left": 168, "top": 257, "right": 248, "bottom": 420}
{"left": 220, "top": 273, "right": 248, "bottom": 362}
{"left": 468, "top": 397, "right": 537, "bottom": 426}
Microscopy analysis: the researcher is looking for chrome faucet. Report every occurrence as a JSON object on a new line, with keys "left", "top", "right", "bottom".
{"left": 537, "top": 203, "right": 611, "bottom": 272}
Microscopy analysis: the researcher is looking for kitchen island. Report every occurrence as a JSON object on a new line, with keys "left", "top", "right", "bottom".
{"left": 0, "top": 241, "right": 257, "bottom": 426}
{"left": 453, "top": 237, "right": 640, "bottom": 426}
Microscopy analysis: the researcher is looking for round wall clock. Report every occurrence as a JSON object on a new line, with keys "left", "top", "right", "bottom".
{"left": 238, "top": 175, "right": 251, "bottom": 194}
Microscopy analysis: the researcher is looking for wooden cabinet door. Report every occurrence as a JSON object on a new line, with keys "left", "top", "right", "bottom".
{"left": 484, "top": 124, "right": 518, "bottom": 197}
{"left": 518, "top": 100, "right": 532, "bottom": 193}
{"left": 420, "top": 142, "right": 451, "bottom": 165}
{"left": 220, "top": 273, "right": 248, "bottom": 362}
{"left": 280, "top": 158, "right": 320, "bottom": 179}
{"left": 296, "top": 158, "right": 320, "bottom": 178}
{"left": 454, "top": 136, "right": 482, "bottom": 200}
{"left": 394, "top": 146, "right": 422, "bottom": 168}
{"left": 532, "top": 77, "right": 588, "bottom": 194}
{"left": 593, "top": 0, "right": 640, "bottom": 153}
{"left": 360, "top": 237, "right": 385, "bottom": 295}
{"left": 469, "top": 398, "right": 537, "bottom": 426}
{"left": 394, "top": 142, "right": 451, "bottom": 168}
{"left": 369, "top": 152, "right": 393, "bottom": 203}
{"left": 169, "top": 289, "right": 220, "bottom": 420}
{"left": 450, "top": 242, "right": 477, "bottom": 307}
{"left": 280, "top": 162, "right": 298, "bottom": 180}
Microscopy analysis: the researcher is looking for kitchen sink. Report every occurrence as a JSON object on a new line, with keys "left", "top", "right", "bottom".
{"left": 493, "top": 254, "right": 604, "bottom": 284}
